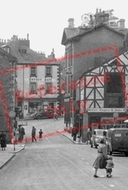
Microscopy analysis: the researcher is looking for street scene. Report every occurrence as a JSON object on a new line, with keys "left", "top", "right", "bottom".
{"left": 0, "top": 0, "right": 128, "bottom": 189}
{"left": 0, "top": 118, "right": 128, "bottom": 190}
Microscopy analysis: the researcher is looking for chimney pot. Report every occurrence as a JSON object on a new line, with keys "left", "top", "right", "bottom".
{"left": 68, "top": 18, "right": 74, "bottom": 28}
{"left": 118, "top": 19, "right": 125, "bottom": 30}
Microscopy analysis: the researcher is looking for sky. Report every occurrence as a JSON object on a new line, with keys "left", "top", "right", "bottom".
{"left": 0, "top": 0, "right": 128, "bottom": 58}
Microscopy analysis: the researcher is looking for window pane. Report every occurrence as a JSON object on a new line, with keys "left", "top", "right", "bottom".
{"left": 31, "top": 67, "right": 36, "bottom": 76}
{"left": 30, "top": 83, "right": 37, "bottom": 94}
{"left": 46, "top": 66, "right": 52, "bottom": 76}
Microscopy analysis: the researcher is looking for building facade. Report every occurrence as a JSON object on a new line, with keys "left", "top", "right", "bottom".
{"left": 0, "top": 48, "right": 17, "bottom": 142}
{"left": 1, "top": 35, "right": 60, "bottom": 119}
{"left": 16, "top": 62, "right": 60, "bottom": 118}
{"left": 61, "top": 9, "right": 128, "bottom": 136}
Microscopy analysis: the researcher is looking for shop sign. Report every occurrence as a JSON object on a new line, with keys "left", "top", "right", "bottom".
{"left": 25, "top": 77, "right": 55, "bottom": 82}
{"left": 87, "top": 108, "right": 126, "bottom": 113}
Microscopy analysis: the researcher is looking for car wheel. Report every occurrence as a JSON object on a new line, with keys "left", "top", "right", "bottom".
{"left": 37, "top": 115, "right": 41, "bottom": 119}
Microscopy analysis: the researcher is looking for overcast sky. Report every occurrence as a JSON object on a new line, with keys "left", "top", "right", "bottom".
{"left": 0, "top": 0, "right": 128, "bottom": 58}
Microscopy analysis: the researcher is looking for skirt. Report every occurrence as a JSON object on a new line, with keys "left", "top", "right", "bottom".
{"left": 93, "top": 153, "right": 107, "bottom": 169}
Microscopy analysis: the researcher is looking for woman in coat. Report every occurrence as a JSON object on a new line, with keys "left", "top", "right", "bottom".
{"left": 0, "top": 133, "right": 6, "bottom": 151}
{"left": 93, "top": 138, "right": 107, "bottom": 177}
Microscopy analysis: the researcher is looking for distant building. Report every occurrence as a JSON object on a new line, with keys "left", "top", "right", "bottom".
{"left": 0, "top": 47, "right": 17, "bottom": 142}
{"left": 1, "top": 35, "right": 60, "bottom": 119}
{"left": 61, "top": 10, "right": 128, "bottom": 133}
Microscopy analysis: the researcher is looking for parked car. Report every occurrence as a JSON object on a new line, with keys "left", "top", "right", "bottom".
{"left": 107, "top": 128, "right": 128, "bottom": 156}
{"left": 32, "top": 109, "right": 54, "bottom": 119}
{"left": 90, "top": 129, "right": 108, "bottom": 148}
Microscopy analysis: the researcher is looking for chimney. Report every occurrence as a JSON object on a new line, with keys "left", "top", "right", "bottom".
{"left": 68, "top": 18, "right": 74, "bottom": 28}
{"left": 118, "top": 19, "right": 125, "bottom": 30}
{"left": 27, "top": 33, "right": 29, "bottom": 40}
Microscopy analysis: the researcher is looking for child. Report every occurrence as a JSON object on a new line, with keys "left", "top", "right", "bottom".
{"left": 39, "top": 129, "right": 43, "bottom": 140}
{"left": 106, "top": 156, "right": 114, "bottom": 178}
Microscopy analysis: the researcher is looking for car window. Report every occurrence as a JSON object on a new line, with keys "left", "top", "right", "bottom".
{"left": 96, "top": 130, "right": 104, "bottom": 136}
{"left": 114, "top": 131, "right": 122, "bottom": 137}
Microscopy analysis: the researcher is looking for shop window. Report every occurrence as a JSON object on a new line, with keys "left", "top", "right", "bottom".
{"left": 30, "top": 67, "right": 37, "bottom": 77}
{"left": 29, "top": 83, "right": 37, "bottom": 94}
{"left": 45, "top": 66, "right": 52, "bottom": 77}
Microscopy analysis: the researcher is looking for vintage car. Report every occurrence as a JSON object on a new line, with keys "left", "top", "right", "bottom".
{"left": 32, "top": 109, "right": 54, "bottom": 119}
{"left": 90, "top": 129, "right": 108, "bottom": 148}
{"left": 107, "top": 128, "right": 128, "bottom": 156}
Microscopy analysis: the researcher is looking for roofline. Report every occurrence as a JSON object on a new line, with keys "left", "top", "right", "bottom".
{"left": 68, "top": 23, "right": 125, "bottom": 43}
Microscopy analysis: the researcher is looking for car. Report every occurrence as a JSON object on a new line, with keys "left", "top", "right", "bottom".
{"left": 90, "top": 129, "right": 108, "bottom": 148}
{"left": 107, "top": 128, "right": 128, "bottom": 156}
{"left": 32, "top": 109, "right": 54, "bottom": 119}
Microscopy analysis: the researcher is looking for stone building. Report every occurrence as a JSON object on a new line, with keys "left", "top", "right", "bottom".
{"left": 61, "top": 9, "right": 128, "bottom": 137}
{"left": 0, "top": 47, "right": 17, "bottom": 142}
{"left": 1, "top": 35, "right": 60, "bottom": 119}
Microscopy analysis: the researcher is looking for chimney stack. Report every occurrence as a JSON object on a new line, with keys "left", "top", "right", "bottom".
{"left": 68, "top": 18, "right": 74, "bottom": 28}
{"left": 118, "top": 19, "right": 125, "bottom": 30}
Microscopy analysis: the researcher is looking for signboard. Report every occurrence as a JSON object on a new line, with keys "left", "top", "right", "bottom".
{"left": 87, "top": 108, "right": 126, "bottom": 113}
{"left": 28, "top": 77, "right": 55, "bottom": 82}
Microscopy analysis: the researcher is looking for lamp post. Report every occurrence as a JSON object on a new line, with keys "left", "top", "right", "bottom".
{"left": 9, "top": 110, "right": 16, "bottom": 151}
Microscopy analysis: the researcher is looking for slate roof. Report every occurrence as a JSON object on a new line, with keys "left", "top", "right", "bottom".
{"left": 61, "top": 23, "right": 127, "bottom": 45}
{"left": 0, "top": 40, "right": 48, "bottom": 64}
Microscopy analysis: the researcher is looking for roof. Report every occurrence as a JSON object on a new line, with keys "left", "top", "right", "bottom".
{"left": 0, "top": 47, "right": 17, "bottom": 61}
{"left": 61, "top": 23, "right": 125, "bottom": 45}
{"left": 0, "top": 40, "right": 48, "bottom": 64}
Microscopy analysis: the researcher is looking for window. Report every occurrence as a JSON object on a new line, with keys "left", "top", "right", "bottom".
{"left": 45, "top": 83, "right": 52, "bottom": 94}
{"left": 29, "top": 83, "right": 37, "bottom": 94}
{"left": 106, "top": 73, "right": 122, "bottom": 93}
{"left": 46, "top": 66, "right": 52, "bottom": 77}
{"left": 30, "top": 67, "right": 37, "bottom": 77}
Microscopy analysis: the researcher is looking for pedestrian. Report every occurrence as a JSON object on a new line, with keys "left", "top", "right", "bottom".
{"left": 18, "top": 125, "right": 22, "bottom": 142}
{"left": 39, "top": 129, "right": 43, "bottom": 140}
{"left": 93, "top": 138, "right": 108, "bottom": 178}
{"left": 86, "top": 128, "right": 92, "bottom": 144}
{"left": 0, "top": 132, "right": 6, "bottom": 151}
{"left": 72, "top": 126, "right": 78, "bottom": 141}
{"left": 14, "top": 128, "right": 19, "bottom": 143}
{"left": 106, "top": 156, "right": 114, "bottom": 178}
{"left": 31, "top": 126, "right": 36, "bottom": 142}
{"left": 21, "top": 126, "right": 25, "bottom": 141}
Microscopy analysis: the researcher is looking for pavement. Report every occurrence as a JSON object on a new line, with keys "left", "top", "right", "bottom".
{"left": 0, "top": 142, "right": 26, "bottom": 169}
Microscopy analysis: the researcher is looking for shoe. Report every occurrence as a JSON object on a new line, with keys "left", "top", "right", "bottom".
{"left": 94, "top": 175, "right": 98, "bottom": 178}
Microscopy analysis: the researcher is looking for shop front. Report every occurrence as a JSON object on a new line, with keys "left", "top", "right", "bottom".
{"left": 22, "top": 98, "right": 58, "bottom": 118}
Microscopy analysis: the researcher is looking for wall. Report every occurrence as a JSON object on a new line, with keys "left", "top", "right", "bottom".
{"left": 73, "top": 27, "right": 124, "bottom": 81}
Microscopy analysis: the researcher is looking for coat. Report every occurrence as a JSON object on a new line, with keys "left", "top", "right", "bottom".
{"left": 0, "top": 134, "right": 6, "bottom": 148}
{"left": 93, "top": 143, "right": 107, "bottom": 169}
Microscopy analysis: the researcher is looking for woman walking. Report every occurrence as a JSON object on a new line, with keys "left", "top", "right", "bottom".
{"left": 93, "top": 138, "right": 108, "bottom": 178}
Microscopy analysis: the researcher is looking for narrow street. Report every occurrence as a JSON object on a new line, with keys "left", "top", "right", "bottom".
{"left": 0, "top": 118, "right": 128, "bottom": 189}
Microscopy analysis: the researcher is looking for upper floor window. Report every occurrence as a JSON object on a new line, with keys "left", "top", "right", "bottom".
{"left": 45, "top": 66, "right": 52, "bottom": 77}
{"left": 30, "top": 67, "right": 37, "bottom": 77}
{"left": 29, "top": 83, "right": 37, "bottom": 94}
{"left": 45, "top": 82, "right": 52, "bottom": 94}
